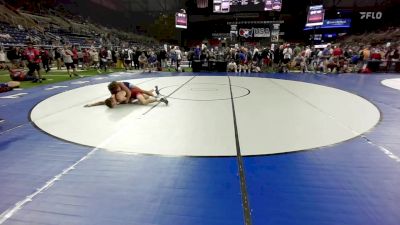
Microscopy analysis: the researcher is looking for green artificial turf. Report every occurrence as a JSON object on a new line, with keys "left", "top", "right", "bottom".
{"left": 0, "top": 67, "right": 193, "bottom": 89}
{"left": 0, "top": 69, "right": 116, "bottom": 89}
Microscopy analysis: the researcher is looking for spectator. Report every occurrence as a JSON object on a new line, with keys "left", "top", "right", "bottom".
{"left": 89, "top": 48, "right": 99, "bottom": 70}
{"left": 385, "top": 45, "right": 399, "bottom": 72}
{"left": 72, "top": 45, "right": 79, "bottom": 69}
{"left": 282, "top": 45, "right": 293, "bottom": 73}
{"left": 99, "top": 46, "right": 108, "bottom": 72}
{"left": 40, "top": 47, "right": 50, "bottom": 73}
{"left": 62, "top": 45, "right": 80, "bottom": 77}
{"left": 174, "top": 46, "right": 182, "bottom": 71}
{"left": 227, "top": 59, "right": 237, "bottom": 72}
{"left": 0, "top": 47, "right": 6, "bottom": 69}
{"left": 7, "top": 46, "right": 22, "bottom": 67}
{"left": 23, "top": 42, "right": 42, "bottom": 83}
{"left": 138, "top": 52, "right": 148, "bottom": 72}
{"left": 82, "top": 48, "right": 91, "bottom": 69}
{"left": 54, "top": 47, "right": 62, "bottom": 70}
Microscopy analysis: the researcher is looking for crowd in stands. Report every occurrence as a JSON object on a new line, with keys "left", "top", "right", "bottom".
{"left": 1, "top": 37, "right": 399, "bottom": 84}
{"left": 0, "top": 0, "right": 399, "bottom": 79}
{"left": 0, "top": 1, "right": 158, "bottom": 48}
{"left": 185, "top": 38, "right": 400, "bottom": 74}
{"left": 0, "top": 40, "right": 191, "bottom": 82}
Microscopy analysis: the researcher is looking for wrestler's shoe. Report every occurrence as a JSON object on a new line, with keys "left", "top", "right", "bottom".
{"left": 159, "top": 97, "right": 168, "bottom": 106}
{"left": 155, "top": 86, "right": 160, "bottom": 96}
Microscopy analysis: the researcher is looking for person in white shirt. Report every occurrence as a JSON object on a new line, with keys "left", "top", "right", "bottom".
{"left": 282, "top": 45, "right": 293, "bottom": 73}
{"left": 107, "top": 48, "right": 113, "bottom": 71}
{"left": 123, "top": 48, "right": 133, "bottom": 70}
{"left": 174, "top": 46, "right": 182, "bottom": 71}
{"left": 227, "top": 60, "right": 237, "bottom": 72}
{"left": 90, "top": 48, "right": 99, "bottom": 70}
{"left": 0, "top": 47, "right": 6, "bottom": 69}
{"left": 62, "top": 46, "right": 80, "bottom": 77}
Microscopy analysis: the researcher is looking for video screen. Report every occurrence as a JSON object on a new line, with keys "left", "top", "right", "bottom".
{"left": 214, "top": 0, "right": 282, "bottom": 13}
{"left": 265, "top": 0, "right": 282, "bottom": 11}
{"left": 305, "top": 5, "right": 325, "bottom": 27}
{"left": 175, "top": 12, "right": 187, "bottom": 29}
{"left": 213, "top": 0, "right": 230, "bottom": 13}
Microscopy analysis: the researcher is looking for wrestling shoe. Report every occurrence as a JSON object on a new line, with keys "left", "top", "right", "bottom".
{"left": 159, "top": 97, "right": 168, "bottom": 105}
{"left": 155, "top": 86, "right": 160, "bottom": 96}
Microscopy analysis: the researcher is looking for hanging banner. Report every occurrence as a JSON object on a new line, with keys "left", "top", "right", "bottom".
{"left": 238, "top": 27, "right": 271, "bottom": 38}
{"left": 306, "top": 5, "right": 325, "bottom": 27}
{"left": 253, "top": 28, "right": 270, "bottom": 37}
{"left": 175, "top": 12, "right": 187, "bottom": 29}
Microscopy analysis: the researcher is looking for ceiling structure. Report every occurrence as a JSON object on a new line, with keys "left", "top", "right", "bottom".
{"left": 90, "top": 0, "right": 395, "bottom": 13}
{"left": 119, "top": 0, "right": 185, "bottom": 12}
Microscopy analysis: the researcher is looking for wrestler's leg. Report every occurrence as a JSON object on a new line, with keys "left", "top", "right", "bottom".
{"left": 136, "top": 93, "right": 157, "bottom": 105}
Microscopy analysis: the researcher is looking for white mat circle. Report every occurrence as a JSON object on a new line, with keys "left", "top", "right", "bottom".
{"left": 31, "top": 76, "right": 380, "bottom": 156}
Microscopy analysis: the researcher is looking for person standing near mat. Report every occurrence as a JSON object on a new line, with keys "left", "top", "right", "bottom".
{"left": 62, "top": 45, "right": 80, "bottom": 78}
{"left": 23, "top": 42, "right": 42, "bottom": 83}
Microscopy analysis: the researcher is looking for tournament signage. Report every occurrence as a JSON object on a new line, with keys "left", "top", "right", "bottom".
{"left": 227, "top": 20, "right": 284, "bottom": 25}
{"left": 271, "top": 29, "right": 280, "bottom": 42}
{"left": 214, "top": 0, "right": 282, "bottom": 13}
{"left": 360, "top": 12, "right": 383, "bottom": 20}
{"left": 230, "top": 24, "right": 238, "bottom": 37}
{"left": 239, "top": 27, "right": 271, "bottom": 38}
{"left": 239, "top": 28, "right": 253, "bottom": 38}
{"left": 253, "top": 28, "right": 271, "bottom": 37}
{"left": 175, "top": 12, "right": 187, "bottom": 29}
{"left": 305, "top": 5, "right": 325, "bottom": 27}
{"left": 272, "top": 23, "right": 280, "bottom": 29}
{"left": 324, "top": 19, "right": 351, "bottom": 27}
{"left": 303, "top": 18, "right": 351, "bottom": 30}
{"left": 212, "top": 33, "right": 231, "bottom": 38}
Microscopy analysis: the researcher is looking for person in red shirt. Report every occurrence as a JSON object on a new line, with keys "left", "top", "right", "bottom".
{"left": 368, "top": 48, "right": 382, "bottom": 72}
{"left": 370, "top": 49, "right": 382, "bottom": 60}
{"left": 23, "top": 42, "right": 42, "bottom": 83}
{"left": 332, "top": 45, "right": 343, "bottom": 57}
{"left": 40, "top": 47, "right": 50, "bottom": 73}
{"left": 72, "top": 45, "right": 79, "bottom": 68}
{"left": 82, "top": 48, "right": 90, "bottom": 69}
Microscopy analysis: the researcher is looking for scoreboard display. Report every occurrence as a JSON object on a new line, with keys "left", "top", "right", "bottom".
{"left": 305, "top": 5, "right": 325, "bottom": 27}
{"left": 175, "top": 12, "right": 187, "bottom": 29}
{"left": 214, "top": 0, "right": 282, "bottom": 13}
{"left": 264, "top": 0, "right": 282, "bottom": 11}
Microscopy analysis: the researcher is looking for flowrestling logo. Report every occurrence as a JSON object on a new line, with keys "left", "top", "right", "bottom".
{"left": 360, "top": 12, "right": 383, "bottom": 19}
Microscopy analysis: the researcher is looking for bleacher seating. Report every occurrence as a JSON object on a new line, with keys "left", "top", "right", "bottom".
{"left": 0, "top": 1, "right": 158, "bottom": 47}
